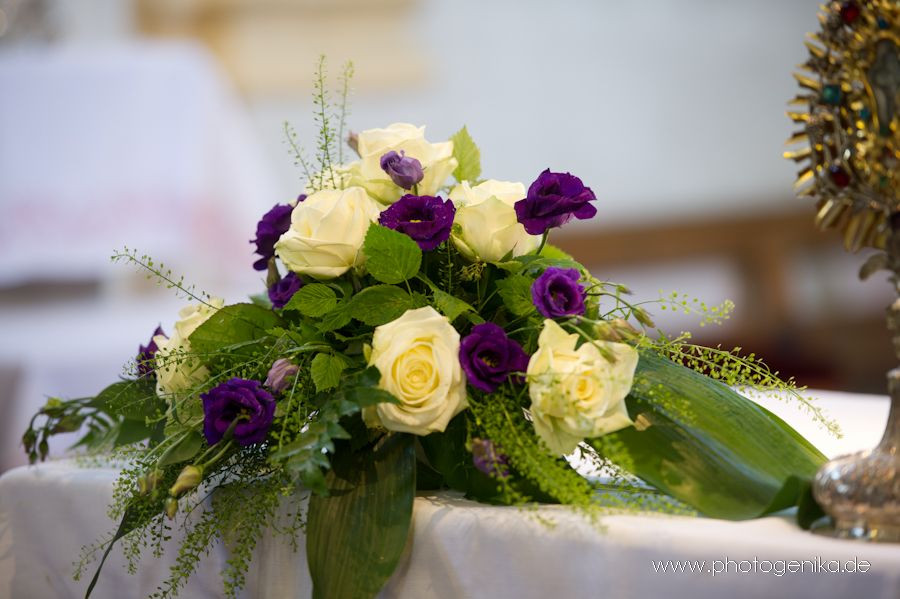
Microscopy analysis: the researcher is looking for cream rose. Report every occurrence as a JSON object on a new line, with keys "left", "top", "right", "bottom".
{"left": 449, "top": 180, "right": 541, "bottom": 263}
{"left": 350, "top": 123, "right": 458, "bottom": 204}
{"left": 526, "top": 319, "right": 638, "bottom": 455}
{"left": 363, "top": 306, "right": 467, "bottom": 435}
{"left": 154, "top": 298, "right": 224, "bottom": 398}
{"left": 275, "top": 186, "right": 381, "bottom": 280}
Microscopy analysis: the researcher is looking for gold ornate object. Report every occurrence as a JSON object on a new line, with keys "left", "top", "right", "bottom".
{"left": 786, "top": 0, "right": 898, "bottom": 251}
{"left": 788, "top": 1, "right": 900, "bottom": 542}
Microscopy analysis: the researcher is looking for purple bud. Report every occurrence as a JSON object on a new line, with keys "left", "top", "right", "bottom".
{"left": 471, "top": 438, "right": 509, "bottom": 478}
{"left": 137, "top": 325, "right": 165, "bottom": 377}
{"left": 268, "top": 272, "right": 303, "bottom": 309}
{"left": 380, "top": 150, "right": 424, "bottom": 190}
{"left": 265, "top": 358, "right": 300, "bottom": 394}
{"left": 531, "top": 267, "right": 586, "bottom": 318}
{"left": 251, "top": 203, "right": 294, "bottom": 271}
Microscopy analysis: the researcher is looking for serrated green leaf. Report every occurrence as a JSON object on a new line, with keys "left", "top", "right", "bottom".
{"left": 316, "top": 302, "right": 353, "bottom": 333}
{"left": 496, "top": 274, "right": 537, "bottom": 316}
{"left": 538, "top": 243, "right": 575, "bottom": 261}
{"left": 363, "top": 225, "right": 422, "bottom": 284}
{"left": 432, "top": 288, "right": 474, "bottom": 321}
{"left": 515, "top": 254, "right": 584, "bottom": 273}
{"left": 450, "top": 126, "right": 482, "bottom": 183}
{"left": 348, "top": 285, "right": 414, "bottom": 326}
{"left": 307, "top": 434, "right": 415, "bottom": 599}
{"left": 189, "top": 303, "right": 282, "bottom": 358}
{"left": 311, "top": 353, "right": 346, "bottom": 392}
{"left": 284, "top": 284, "right": 338, "bottom": 317}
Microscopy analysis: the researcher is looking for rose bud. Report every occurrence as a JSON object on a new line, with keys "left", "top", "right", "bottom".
{"left": 265, "top": 359, "right": 300, "bottom": 394}
{"left": 169, "top": 465, "right": 203, "bottom": 497}
{"left": 380, "top": 150, "right": 424, "bottom": 190}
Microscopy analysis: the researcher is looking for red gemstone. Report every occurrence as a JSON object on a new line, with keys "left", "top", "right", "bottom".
{"left": 840, "top": 1, "right": 861, "bottom": 24}
{"left": 829, "top": 165, "right": 851, "bottom": 187}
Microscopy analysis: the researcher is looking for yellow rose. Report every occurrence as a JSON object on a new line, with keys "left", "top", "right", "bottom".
{"left": 154, "top": 298, "right": 224, "bottom": 398}
{"left": 526, "top": 319, "right": 638, "bottom": 454}
{"left": 350, "top": 123, "right": 458, "bottom": 203}
{"left": 449, "top": 180, "right": 541, "bottom": 263}
{"left": 275, "top": 186, "right": 381, "bottom": 280}
{"left": 363, "top": 306, "right": 467, "bottom": 435}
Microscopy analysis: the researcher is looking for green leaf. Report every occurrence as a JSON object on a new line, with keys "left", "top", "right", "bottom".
{"left": 189, "top": 303, "right": 282, "bottom": 358}
{"left": 363, "top": 225, "right": 422, "bottom": 284}
{"left": 450, "top": 126, "right": 482, "bottom": 183}
{"left": 316, "top": 302, "right": 353, "bottom": 333}
{"left": 432, "top": 288, "right": 474, "bottom": 322}
{"left": 311, "top": 353, "right": 346, "bottom": 392}
{"left": 594, "top": 351, "right": 826, "bottom": 521}
{"left": 496, "top": 274, "right": 537, "bottom": 316}
{"left": 538, "top": 243, "right": 574, "bottom": 261}
{"left": 348, "top": 285, "right": 414, "bottom": 326}
{"left": 284, "top": 284, "right": 338, "bottom": 317}
{"left": 158, "top": 429, "right": 204, "bottom": 467}
{"left": 307, "top": 434, "right": 416, "bottom": 599}
{"left": 514, "top": 254, "right": 584, "bottom": 273}
{"left": 94, "top": 378, "right": 163, "bottom": 422}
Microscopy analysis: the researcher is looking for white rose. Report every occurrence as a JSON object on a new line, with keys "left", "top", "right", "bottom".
{"left": 275, "top": 186, "right": 381, "bottom": 280}
{"left": 350, "top": 123, "right": 458, "bottom": 203}
{"left": 449, "top": 180, "right": 541, "bottom": 263}
{"left": 363, "top": 306, "right": 467, "bottom": 435}
{"left": 526, "top": 319, "right": 638, "bottom": 455}
{"left": 154, "top": 298, "right": 224, "bottom": 398}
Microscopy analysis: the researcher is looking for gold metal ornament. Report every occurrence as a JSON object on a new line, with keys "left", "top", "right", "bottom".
{"left": 788, "top": 1, "right": 900, "bottom": 542}
{"left": 786, "top": 0, "right": 899, "bottom": 251}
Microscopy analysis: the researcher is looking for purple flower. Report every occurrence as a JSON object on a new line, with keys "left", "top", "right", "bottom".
{"left": 297, "top": 193, "right": 307, "bottom": 203}
{"left": 514, "top": 169, "right": 597, "bottom": 235}
{"left": 380, "top": 150, "right": 424, "bottom": 190}
{"left": 268, "top": 272, "right": 303, "bottom": 309}
{"left": 379, "top": 195, "right": 456, "bottom": 251}
{"left": 137, "top": 326, "right": 165, "bottom": 377}
{"left": 251, "top": 203, "right": 293, "bottom": 271}
{"left": 459, "top": 322, "right": 529, "bottom": 393}
{"left": 265, "top": 358, "right": 300, "bottom": 394}
{"left": 471, "top": 438, "right": 509, "bottom": 478}
{"left": 531, "top": 267, "right": 586, "bottom": 318}
{"left": 201, "top": 378, "right": 276, "bottom": 446}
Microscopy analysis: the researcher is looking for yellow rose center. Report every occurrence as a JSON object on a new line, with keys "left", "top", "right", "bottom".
{"left": 393, "top": 343, "right": 439, "bottom": 400}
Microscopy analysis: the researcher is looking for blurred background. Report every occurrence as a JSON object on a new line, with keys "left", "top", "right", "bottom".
{"left": 0, "top": 0, "right": 894, "bottom": 470}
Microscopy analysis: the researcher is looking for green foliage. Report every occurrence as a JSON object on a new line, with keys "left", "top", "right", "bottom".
{"left": 450, "top": 126, "right": 482, "bottom": 183}
{"left": 189, "top": 303, "right": 282, "bottom": 359}
{"left": 431, "top": 288, "right": 474, "bottom": 321}
{"left": 596, "top": 351, "right": 826, "bottom": 520}
{"left": 311, "top": 353, "right": 346, "bottom": 392}
{"left": 111, "top": 247, "right": 211, "bottom": 306}
{"left": 306, "top": 434, "right": 415, "bottom": 599}
{"left": 496, "top": 273, "right": 537, "bottom": 316}
{"left": 347, "top": 285, "right": 415, "bottom": 325}
{"left": 363, "top": 225, "right": 422, "bottom": 284}
{"left": 284, "top": 283, "right": 338, "bottom": 317}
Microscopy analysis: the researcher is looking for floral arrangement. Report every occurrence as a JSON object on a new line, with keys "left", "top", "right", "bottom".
{"left": 24, "top": 62, "right": 837, "bottom": 599}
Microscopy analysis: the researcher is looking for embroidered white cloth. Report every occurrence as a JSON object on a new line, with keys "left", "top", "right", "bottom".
{"left": 1, "top": 391, "right": 898, "bottom": 599}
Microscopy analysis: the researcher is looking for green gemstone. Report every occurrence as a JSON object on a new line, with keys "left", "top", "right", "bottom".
{"left": 822, "top": 84, "right": 842, "bottom": 105}
{"left": 859, "top": 107, "right": 871, "bottom": 121}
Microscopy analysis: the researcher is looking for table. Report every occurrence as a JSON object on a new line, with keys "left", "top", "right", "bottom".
{"left": 1, "top": 391, "right": 899, "bottom": 599}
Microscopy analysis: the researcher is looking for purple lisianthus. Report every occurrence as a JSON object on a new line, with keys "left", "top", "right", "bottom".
{"left": 459, "top": 322, "right": 529, "bottom": 393}
{"left": 514, "top": 169, "right": 597, "bottom": 235}
{"left": 201, "top": 378, "right": 276, "bottom": 446}
{"left": 251, "top": 203, "right": 294, "bottom": 271}
{"left": 268, "top": 272, "right": 303, "bottom": 309}
{"left": 137, "top": 325, "right": 165, "bottom": 377}
{"left": 471, "top": 438, "right": 509, "bottom": 478}
{"left": 379, "top": 194, "right": 456, "bottom": 251}
{"left": 265, "top": 358, "right": 300, "bottom": 394}
{"left": 380, "top": 150, "right": 424, "bottom": 190}
{"left": 532, "top": 267, "right": 586, "bottom": 318}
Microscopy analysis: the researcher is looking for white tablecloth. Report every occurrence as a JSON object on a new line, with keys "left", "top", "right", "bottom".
{"left": 1, "top": 391, "right": 898, "bottom": 599}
